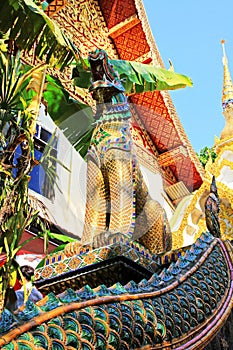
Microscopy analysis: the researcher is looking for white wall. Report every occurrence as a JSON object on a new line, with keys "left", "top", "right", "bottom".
{"left": 139, "top": 164, "right": 174, "bottom": 220}
{"left": 31, "top": 106, "right": 173, "bottom": 238}
{"left": 30, "top": 106, "right": 86, "bottom": 239}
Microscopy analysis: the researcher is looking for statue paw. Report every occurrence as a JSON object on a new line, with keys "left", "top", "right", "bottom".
{"left": 93, "top": 231, "right": 131, "bottom": 248}
{"left": 93, "top": 231, "right": 109, "bottom": 248}
{"left": 64, "top": 241, "right": 92, "bottom": 257}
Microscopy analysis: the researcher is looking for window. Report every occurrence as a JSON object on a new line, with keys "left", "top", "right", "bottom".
{"left": 30, "top": 125, "right": 57, "bottom": 201}
{"left": 14, "top": 125, "right": 57, "bottom": 201}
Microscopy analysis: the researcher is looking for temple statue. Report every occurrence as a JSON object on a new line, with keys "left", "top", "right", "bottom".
{"left": 81, "top": 50, "right": 172, "bottom": 254}
{"left": 2, "top": 38, "right": 233, "bottom": 350}
{"left": 2, "top": 1, "right": 233, "bottom": 348}
{"left": 205, "top": 176, "right": 220, "bottom": 238}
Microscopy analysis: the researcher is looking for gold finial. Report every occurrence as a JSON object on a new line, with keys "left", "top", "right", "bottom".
{"left": 221, "top": 40, "right": 233, "bottom": 109}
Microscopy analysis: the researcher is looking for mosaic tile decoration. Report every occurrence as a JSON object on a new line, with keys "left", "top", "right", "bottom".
{"left": 1, "top": 233, "right": 233, "bottom": 350}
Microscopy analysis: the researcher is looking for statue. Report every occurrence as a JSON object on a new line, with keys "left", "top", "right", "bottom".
{"left": 81, "top": 50, "right": 172, "bottom": 254}
{"left": 205, "top": 176, "right": 221, "bottom": 238}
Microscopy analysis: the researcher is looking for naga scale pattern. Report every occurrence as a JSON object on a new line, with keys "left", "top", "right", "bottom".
{"left": 81, "top": 49, "right": 172, "bottom": 253}
{"left": 0, "top": 233, "right": 233, "bottom": 349}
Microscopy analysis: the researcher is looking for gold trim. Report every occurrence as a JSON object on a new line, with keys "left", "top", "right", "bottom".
{"left": 158, "top": 146, "right": 188, "bottom": 167}
{"left": 108, "top": 14, "right": 139, "bottom": 35}
{"left": 166, "top": 181, "right": 190, "bottom": 201}
{"left": 161, "top": 90, "right": 206, "bottom": 179}
{"left": 172, "top": 141, "right": 233, "bottom": 246}
{"left": 171, "top": 180, "right": 210, "bottom": 248}
{"left": 45, "top": 0, "right": 68, "bottom": 17}
{"left": 214, "top": 137, "right": 233, "bottom": 153}
{"left": 134, "top": 143, "right": 162, "bottom": 174}
{"left": 135, "top": 52, "right": 152, "bottom": 63}
{"left": 130, "top": 105, "right": 159, "bottom": 156}
{"left": 221, "top": 40, "right": 233, "bottom": 106}
{"left": 172, "top": 229, "right": 184, "bottom": 250}
{"left": 134, "top": 0, "right": 164, "bottom": 67}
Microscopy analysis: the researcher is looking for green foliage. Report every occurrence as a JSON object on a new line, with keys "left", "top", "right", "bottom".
{"left": 36, "top": 232, "right": 77, "bottom": 269}
{"left": 0, "top": 0, "right": 79, "bottom": 69}
{"left": 0, "top": 49, "right": 92, "bottom": 310}
{"left": 43, "top": 74, "right": 94, "bottom": 155}
{"left": 0, "top": 50, "right": 49, "bottom": 311}
{"left": 46, "top": 231, "right": 76, "bottom": 243}
{"left": 73, "top": 58, "right": 193, "bottom": 94}
{"left": 39, "top": 130, "right": 70, "bottom": 194}
{"left": 0, "top": 0, "right": 93, "bottom": 312}
{"left": 197, "top": 146, "right": 217, "bottom": 168}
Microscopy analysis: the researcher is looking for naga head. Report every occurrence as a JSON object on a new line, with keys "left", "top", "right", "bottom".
{"left": 88, "top": 49, "right": 125, "bottom": 102}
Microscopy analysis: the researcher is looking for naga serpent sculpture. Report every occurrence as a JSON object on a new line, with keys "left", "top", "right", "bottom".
{"left": 1, "top": 51, "right": 233, "bottom": 350}
{"left": 80, "top": 49, "right": 172, "bottom": 254}
{"left": 1, "top": 232, "right": 233, "bottom": 349}
{"left": 205, "top": 176, "right": 221, "bottom": 238}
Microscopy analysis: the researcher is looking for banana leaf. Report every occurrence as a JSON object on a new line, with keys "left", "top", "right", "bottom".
{"left": 0, "top": 0, "right": 78, "bottom": 69}
{"left": 44, "top": 74, "right": 93, "bottom": 126}
{"left": 17, "top": 61, "right": 94, "bottom": 154}
{"left": 47, "top": 231, "right": 76, "bottom": 243}
{"left": 73, "top": 58, "right": 193, "bottom": 94}
{"left": 43, "top": 58, "right": 192, "bottom": 159}
{"left": 43, "top": 74, "right": 94, "bottom": 159}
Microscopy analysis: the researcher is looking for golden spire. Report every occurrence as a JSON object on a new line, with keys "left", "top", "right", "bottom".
{"left": 221, "top": 39, "right": 233, "bottom": 110}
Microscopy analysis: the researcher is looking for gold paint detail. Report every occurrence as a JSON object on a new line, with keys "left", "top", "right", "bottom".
{"left": 161, "top": 90, "right": 205, "bottom": 179}
{"left": 52, "top": 0, "right": 117, "bottom": 57}
{"left": 220, "top": 105, "right": 233, "bottom": 141}
{"left": 81, "top": 119, "right": 172, "bottom": 254}
{"left": 158, "top": 146, "right": 188, "bottom": 167}
{"left": 135, "top": 52, "right": 152, "bottom": 63}
{"left": 172, "top": 136, "right": 233, "bottom": 247}
{"left": 108, "top": 14, "right": 139, "bottom": 36}
{"left": 134, "top": 143, "right": 161, "bottom": 174}
{"left": 45, "top": 0, "right": 68, "bottom": 17}
{"left": 221, "top": 40, "right": 233, "bottom": 107}
{"left": 23, "top": 0, "right": 119, "bottom": 106}
{"left": 165, "top": 181, "right": 190, "bottom": 201}
{"left": 134, "top": 0, "right": 165, "bottom": 67}
{"left": 172, "top": 229, "right": 184, "bottom": 249}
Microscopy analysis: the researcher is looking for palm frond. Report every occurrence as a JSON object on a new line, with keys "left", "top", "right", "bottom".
{"left": 0, "top": 0, "right": 79, "bottom": 69}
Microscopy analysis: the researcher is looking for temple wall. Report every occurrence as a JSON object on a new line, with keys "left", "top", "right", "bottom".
{"left": 31, "top": 106, "right": 174, "bottom": 238}
{"left": 139, "top": 164, "right": 174, "bottom": 220}
{"left": 30, "top": 106, "right": 86, "bottom": 238}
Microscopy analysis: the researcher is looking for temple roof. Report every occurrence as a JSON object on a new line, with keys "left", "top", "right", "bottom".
{"left": 45, "top": 0, "right": 204, "bottom": 202}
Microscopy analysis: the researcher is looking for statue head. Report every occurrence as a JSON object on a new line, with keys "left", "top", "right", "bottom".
{"left": 88, "top": 49, "right": 125, "bottom": 102}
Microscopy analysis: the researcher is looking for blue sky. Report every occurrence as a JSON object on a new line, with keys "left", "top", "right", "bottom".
{"left": 143, "top": 0, "right": 233, "bottom": 153}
